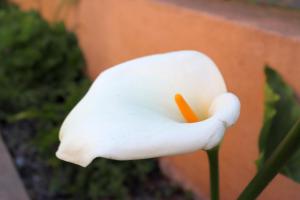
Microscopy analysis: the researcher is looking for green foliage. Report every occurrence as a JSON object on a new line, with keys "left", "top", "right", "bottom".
{"left": 0, "top": 5, "right": 85, "bottom": 119}
{"left": 258, "top": 66, "right": 300, "bottom": 183}
{"left": 47, "top": 158, "right": 158, "bottom": 199}
{"left": 0, "top": 5, "right": 187, "bottom": 200}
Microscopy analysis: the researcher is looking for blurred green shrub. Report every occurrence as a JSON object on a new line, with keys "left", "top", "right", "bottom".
{"left": 0, "top": 5, "right": 186, "bottom": 200}
{"left": 0, "top": 5, "right": 85, "bottom": 119}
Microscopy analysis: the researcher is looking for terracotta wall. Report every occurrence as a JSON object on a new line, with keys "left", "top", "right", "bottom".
{"left": 12, "top": 0, "right": 300, "bottom": 199}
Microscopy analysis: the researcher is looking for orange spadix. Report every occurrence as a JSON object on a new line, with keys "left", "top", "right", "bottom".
{"left": 174, "top": 93, "right": 199, "bottom": 123}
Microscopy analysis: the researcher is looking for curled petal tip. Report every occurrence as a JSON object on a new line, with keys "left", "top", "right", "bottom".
{"left": 56, "top": 141, "right": 94, "bottom": 167}
{"left": 209, "top": 92, "right": 240, "bottom": 127}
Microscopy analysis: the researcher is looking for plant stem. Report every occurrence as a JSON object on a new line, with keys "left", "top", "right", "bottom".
{"left": 207, "top": 146, "right": 219, "bottom": 200}
{"left": 238, "top": 119, "right": 300, "bottom": 200}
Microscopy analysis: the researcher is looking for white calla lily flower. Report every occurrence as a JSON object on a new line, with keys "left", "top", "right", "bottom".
{"left": 56, "top": 50, "right": 240, "bottom": 167}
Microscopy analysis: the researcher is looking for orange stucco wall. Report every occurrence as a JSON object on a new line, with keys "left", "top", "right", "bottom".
{"left": 12, "top": 0, "right": 300, "bottom": 199}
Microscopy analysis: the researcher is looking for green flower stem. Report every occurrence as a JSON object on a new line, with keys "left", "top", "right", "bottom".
{"left": 238, "top": 119, "right": 300, "bottom": 200}
{"left": 207, "top": 146, "right": 220, "bottom": 200}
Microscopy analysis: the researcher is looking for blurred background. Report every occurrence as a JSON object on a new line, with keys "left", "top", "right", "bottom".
{"left": 0, "top": 0, "right": 300, "bottom": 200}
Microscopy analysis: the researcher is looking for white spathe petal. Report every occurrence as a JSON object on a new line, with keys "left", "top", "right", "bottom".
{"left": 56, "top": 50, "right": 240, "bottom": 167}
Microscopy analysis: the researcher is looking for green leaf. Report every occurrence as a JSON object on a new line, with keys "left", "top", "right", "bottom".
{"left": 258, "top": 66, "right": 300, "bottom": 183}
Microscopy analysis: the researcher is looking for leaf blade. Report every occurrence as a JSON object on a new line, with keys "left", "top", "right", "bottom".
{"left": 258, "top": 66, "right": 300, "bottom": 183}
